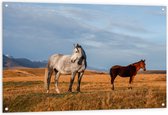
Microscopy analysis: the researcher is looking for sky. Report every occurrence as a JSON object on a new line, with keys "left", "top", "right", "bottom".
{"left": 3, "top": 2, "right": 166, "bottom": 70}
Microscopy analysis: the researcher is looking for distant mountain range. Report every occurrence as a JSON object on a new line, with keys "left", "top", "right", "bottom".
{"left": 3, "top": 55, "right": 47, "bottom": 68}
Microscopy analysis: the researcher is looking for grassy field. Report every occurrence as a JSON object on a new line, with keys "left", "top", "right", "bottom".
{"left": 3, "top": 68, "right": 166, "bottom": 112}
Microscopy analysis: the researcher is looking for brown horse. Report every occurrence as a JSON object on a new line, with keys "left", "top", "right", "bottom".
{"left": 109, "top": 60, "right": 146, "bottom": 90}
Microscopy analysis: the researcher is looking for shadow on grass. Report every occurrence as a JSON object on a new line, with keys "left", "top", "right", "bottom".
{"left": 3, "top": 81, "right": 43, "bottom": 87}
{"left": 43, "top": 91, "right": 83, "bottom": 98}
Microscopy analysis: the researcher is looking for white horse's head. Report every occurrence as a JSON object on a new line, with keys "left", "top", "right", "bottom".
{"left": 71, "top": 43, "right": 86, "bottom": 63}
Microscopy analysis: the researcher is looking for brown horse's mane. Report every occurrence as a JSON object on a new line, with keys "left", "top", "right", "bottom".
{"left": 129, "top": 60, "right": 142, "bottom": 71}
{"left": 129, "top": 60, "right": 141, "bottom": 66}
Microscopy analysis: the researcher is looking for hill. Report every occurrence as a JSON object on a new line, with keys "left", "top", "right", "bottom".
{"left": 138, "top": 70, "right": 166, "bottom": 74}
{"left": 3, "top": 55, "right": 47, "bottom": 68}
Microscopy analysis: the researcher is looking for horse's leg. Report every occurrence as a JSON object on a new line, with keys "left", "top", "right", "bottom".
{"left": 47, "top": 69, "right": 53, "bottom": 93}
{"left": 111, "top": 75, "right": 117, "bottom": 90}
{"left": 110, "top": 68, "right": 117, "bottom": 90}
{"left": 77, "top": 72, "right": 84, "bottom": 92}
{"left": 68, "top": 72, "right": 77, "bottom": 92}
{"left": 110, "top": 70, "right": 117, "bottom": 90}
{"left": 54, "top": 70, "right": 61, "bottom": 94}
{"left": 128, "top": 76, "right": 134, "bottom": 89}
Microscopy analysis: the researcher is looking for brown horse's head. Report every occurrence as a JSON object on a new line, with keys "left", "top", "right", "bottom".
{"left": 140, "top": 59, "right": 146, "bottom": 71}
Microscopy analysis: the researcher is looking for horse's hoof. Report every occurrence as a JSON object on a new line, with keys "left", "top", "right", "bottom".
{"left": 46, "top": 90, "right": 49, "bottom": 93}
{"left": 76, "top": 88, "right": 80, "bottom": 92}
{"left": 56, "top": 89, "right": 60, "bottom": 94}
{"left": 68, "top": 89, "right": 72, "bottom": 92}
{"left": 128, "top": 87, "right": 132, "bottom": 89}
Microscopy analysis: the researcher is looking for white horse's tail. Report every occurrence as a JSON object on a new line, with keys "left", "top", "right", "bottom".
{"left": 44, "top": 67, "right": 48, "bottom": 90}
{"left": 44, "top": 62, "right": 53, "bottom": 93}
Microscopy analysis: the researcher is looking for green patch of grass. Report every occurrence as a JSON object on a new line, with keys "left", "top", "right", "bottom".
{"left": 3, "top": 81, "right": 43, "bottom": 88}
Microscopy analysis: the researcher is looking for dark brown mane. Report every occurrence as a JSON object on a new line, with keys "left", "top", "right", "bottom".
{"left": 129, "top": 60, "right": 141, "bottom": 66}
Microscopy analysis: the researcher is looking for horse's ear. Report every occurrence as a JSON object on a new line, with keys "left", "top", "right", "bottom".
{"left": 76, "top": 43, "right": 80, "bottom": 47}
{"left": 73, "top": 44, "right": 76, "bottom": 48}
{"left": 144, "top": 59, "right": 145, "bottom": 62}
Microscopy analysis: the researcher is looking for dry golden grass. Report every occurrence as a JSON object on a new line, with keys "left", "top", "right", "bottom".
{"left": 3, "top": 68, "right": 166, "bottom": 112}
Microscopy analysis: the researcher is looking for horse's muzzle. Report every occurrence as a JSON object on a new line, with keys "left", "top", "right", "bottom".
{"left": 144, "top": 68, "right": 146, "bottom": 71}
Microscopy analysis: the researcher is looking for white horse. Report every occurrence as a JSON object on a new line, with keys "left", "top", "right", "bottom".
{"left": 44, "top": 43, "right": 87, "bottom": 93}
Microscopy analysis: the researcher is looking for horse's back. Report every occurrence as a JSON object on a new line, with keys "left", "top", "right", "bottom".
{"left": 110, "top": 65, "right": 136, "bottom": 77}
{"left": 120, "top": 65, "right": 136, "bottom": 77}
{"left": 48, "top": 53, "right": 85, "bottom": 74}
{"left": 111, "top": 65, "right": 121, "bottom": 69}
{"left": 49, "top": 54, "right": 62, "bottom": 63}
{"left": 110, "top": 65, "right": 121, "bottom": 77}
{"left": 48, "top": 54, "right": 70, "bottom": 68}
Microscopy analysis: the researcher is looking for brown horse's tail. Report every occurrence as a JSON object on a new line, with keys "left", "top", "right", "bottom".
{"left": 109, "top": 67, "right": 113, "bottom": 84}
{"left": 44, "top": 66, "right": 48, "bottom": 90}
